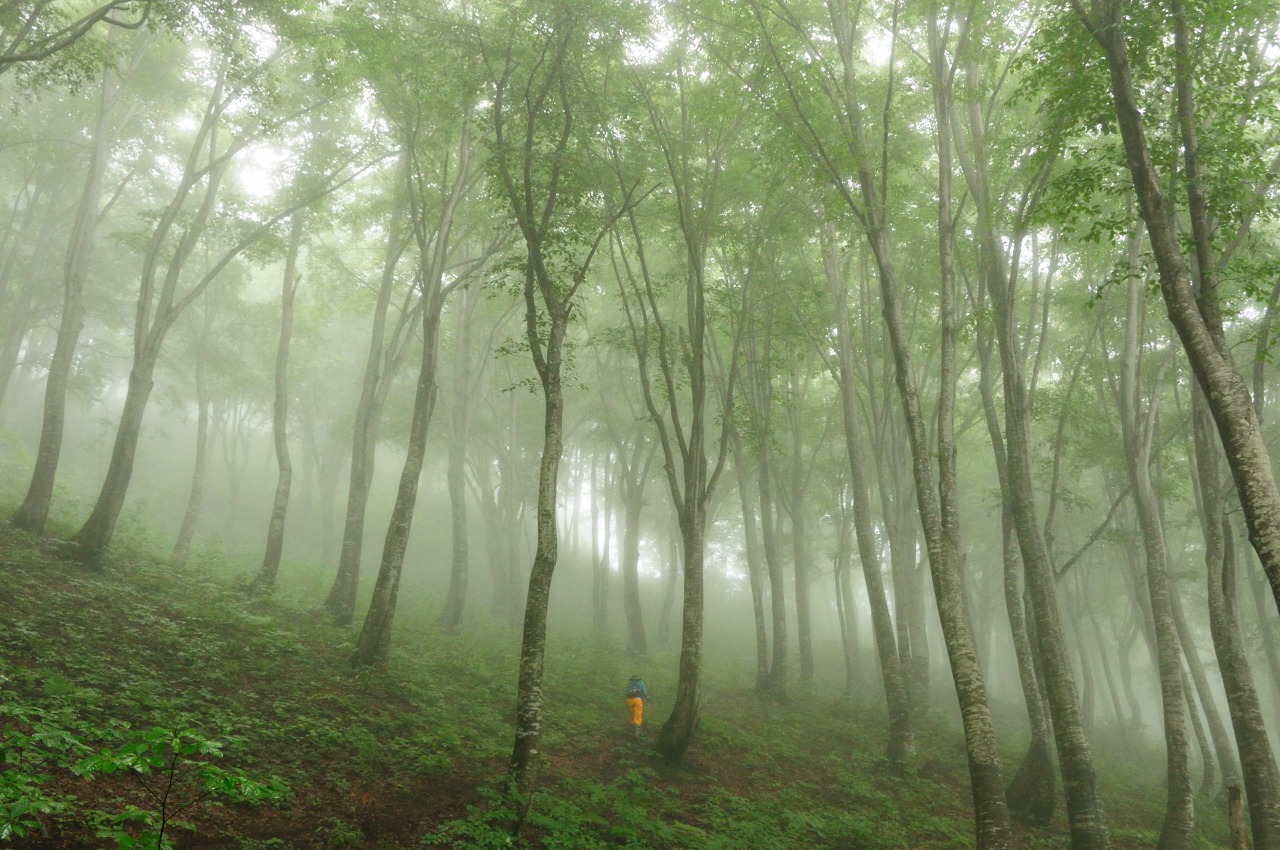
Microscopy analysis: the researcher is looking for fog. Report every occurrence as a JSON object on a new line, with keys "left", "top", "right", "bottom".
{"left": 3, "top": 1, "right": 1280, "bottom": 847}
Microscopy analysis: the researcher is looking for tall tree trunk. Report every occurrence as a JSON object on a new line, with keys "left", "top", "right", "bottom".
{"left": 801, "top": 5, "right": 1012, "bottom": 840}
{"left": 732, "top": 432, "right": 770, "bottom": 691}
{"left": 510, "top": 311, "right": 567, "bottom": 793}
{"left": 1076, "top": 0, "right": 1280, "bottom": 622}
{"left": 620, "top": 451, "right": 649, "bottom": 658}
{"left": 1115, "top": 261, "right": 1193, "bottom": 849}
{"left": 758, "top": 445, "right": 787, "bottom": 696}
{"left": 355, "top": 106, "right": 473, "bottom": 663}
{"left": 1168, "top": 3, "right": 1280, "bottom": 839}
{"left": 659, "top": 491, "right": 708, "bottom": 759}
{"left": 1183, "top": 669, "right": 1216, "bottom": 797}
{"left": 833, "top": 483, "right": 860, "bottom": 694}
{"left": 438, "top": 281, "right": 479, "bottom": 633}
{"left": 1192, "top": 395, "right": 1280, "bottom": 850}
{"left": 590, "top": 450, "right": 611, "bottom": 636}
{"left": 821, "top": 222, "right": 912, "bottom": 763}
{"left": 658, "top": 521, "right": 679, "bottom": 647}
{"left": 353, "top": 300, "right": 444, "bottom": 665}
{"left": 787, "top": 373, "right": 815, "bottom": 689}
{"left": 954, "top": 56, "right": 1107, "bottom": 847}
{"left": 0, "top": 180, "right": 52, "bottom": 419}
{"left": 1170, "top": 581, "right": 1241, "bottom": 791}
{"left": 250, "top": 213, "right": 305, "bottom": 596}
{"left": 171, "top": 296, "right": 217, "bottom": 567}
{"left": 11, "top": 65, "right": 124, "bottom": 532}
{"left": 326, "top": 150, "right": 411, "bottom": 625}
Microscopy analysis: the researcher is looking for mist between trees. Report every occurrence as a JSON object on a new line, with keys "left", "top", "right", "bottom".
{"left": 2, "top": 0, "right": 1280, "bottom": 848}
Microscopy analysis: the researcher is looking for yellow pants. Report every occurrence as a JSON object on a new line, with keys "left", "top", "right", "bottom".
{"left": 626, "top": 697, "right": 644, "bottom": 726}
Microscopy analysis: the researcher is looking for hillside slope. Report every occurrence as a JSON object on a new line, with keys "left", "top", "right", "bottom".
{"left": 0, "top": 528, "right": 1231, "bottom": 848}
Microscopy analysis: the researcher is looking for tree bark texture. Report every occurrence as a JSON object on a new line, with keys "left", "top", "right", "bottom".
{"left": 1192, "top": 396, "right": 1280, "bottom": 850}
{"left": 510, "top": 318, "right": 566, "bottom": 792}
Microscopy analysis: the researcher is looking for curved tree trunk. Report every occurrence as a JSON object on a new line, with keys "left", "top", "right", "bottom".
{"left": 352, "top": 301, "right": 444, "bottom": 665}
{"left": 1076, "top": 0, "right": 1280, "bottom": 625}
{"left": 1114, "top": 264, "right": 1193, "bottom": 849}
{"left": 325, "top": 151, "right": 410, "bottom": 625}
{"left": 953, "top": 47, "right": 1107, "bottom": 843}
{"left": 510, "top": 315, "right": 567, "bottom": 792}
{"left": 1170, "top": 581, "right": 1241, "bottom": 792}
{"left": 11, "top": 65, "right": 123, "bottom": 533}
{"left": 250, "top": 213, "right": 304, "bottom": 596}
{"left": 355, "top": 106, "right": 473, "bottom": 664}
{"left": 821, "top": 222, "right": 912, "bottom": 764}
{"left": 1192, "top": 396, "right": 1280, "bottom": 850}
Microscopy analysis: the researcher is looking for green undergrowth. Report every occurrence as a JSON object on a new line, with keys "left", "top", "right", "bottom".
{"left": 0, "top": 525, "right": 1237, "bottom": 848}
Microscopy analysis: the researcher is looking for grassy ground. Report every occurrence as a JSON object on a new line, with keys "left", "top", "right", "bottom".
{"left": 0, "top": 525, "right": 1235, "bottom": 849}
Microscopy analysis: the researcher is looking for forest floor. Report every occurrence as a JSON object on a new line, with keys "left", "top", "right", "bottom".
{"left": 0, "top": 525, "right": 1234, "bottom": 849}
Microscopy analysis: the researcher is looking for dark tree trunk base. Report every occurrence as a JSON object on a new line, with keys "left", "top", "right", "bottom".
{"left": 1006, "top": 736, "right": 1056, "bottom": 828}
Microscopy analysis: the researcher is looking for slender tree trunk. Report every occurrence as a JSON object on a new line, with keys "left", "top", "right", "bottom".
{"left": 353, "top": 300, "right": 444, "bottom": 665}
{"left": 759, "top": 446, "right": 787, "bottom": 696}
{"left": 620, "top": 459, "right": 648, "bottom": 658}
{"left": 355, "top": 105, "right": 472, "bottom": 662}
{"left": 11, "top": 66, "right": 123, "bottom": 532}
{"left": 659, "top": 523, "right": 679, "bottom": 647}
{"left": 326, "top": 151, "right": 411, "bottom": 625}
{"left": 826, "top": 3, "right": 1012, "bottom": 835}
{"left": 955, "top": 64, "right": 1107, "bottom": 847}
{"left": 67, "top": 351, "right": 160, "bottom": 561}
{"left": 510, "top": 315, "right": 567, "bottom": 792}
{"left": 1170, "top": 582, "right": 1241, "bottom": 790}
{"left": 590, "top": 450, "right": 611, "bottom": 636}
{"left": 1077, "top": 0, "right": 1280, "bottom": 622}
{"left": 438, "top": 281, "right": 478, "bottom": 632}
{"left": 733, "top": 434, "right": 770, "bottom": 691}
{"left": 1086, "top": 593, "right": 1127, "bottom": 740}
{"left": 0, "top": 264, "right": 40, "bottom": 418}
{"left": 1192, "top": 395, "right": 1280, "bottom": 849}
{"left": 821, "top": 222, "right": 912, "bottom": 763}
{"left": 250, "top": 213, "right": 305, "bottom": 596}
{"left": 1115, "top": 264, "right": 1193, "bottom": 848}
{"left": 788, "top": 390, "right": 814, "bottom": 689}
{"left": 171, "top": 297, "right": 217, "bottom": 567}
{"left": 0, "top": 184, "right": 51, "bottom": 418}
{"left": 1183, "top": 669, "right": 1216, "bottom": 797}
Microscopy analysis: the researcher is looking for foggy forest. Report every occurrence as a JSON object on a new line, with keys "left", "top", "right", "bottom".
{"left": 2, "top": 0, "right": 1280, "bottom": 848}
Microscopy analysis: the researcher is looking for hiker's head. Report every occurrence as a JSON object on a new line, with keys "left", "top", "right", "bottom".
{"left": 629, "top": 674, "right": 641, "bottom": 680}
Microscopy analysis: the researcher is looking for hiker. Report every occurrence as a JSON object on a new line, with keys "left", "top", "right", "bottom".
{"left": 625, "top": 674, "right": 650, "bottom": 737}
